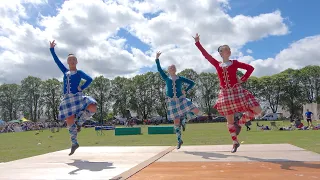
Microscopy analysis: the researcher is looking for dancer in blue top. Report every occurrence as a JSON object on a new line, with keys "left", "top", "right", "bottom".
{"left": 155, "top": 51, "right": 202, "bottom": 149}
{"left": 49, "top": 40, "right": 97, "bottom": 155}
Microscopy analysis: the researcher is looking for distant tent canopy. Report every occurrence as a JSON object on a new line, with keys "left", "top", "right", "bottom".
{"left": 20, "top": 117, "right": 30, "bottom": 122}
{"left": 0, "top": 120, "right": 6, "bottom": 126}
{"left": 8, "top": 120, "right": 21, "bottom": 123}
{"left": 7, "top": 117, "right": 30, "bottom": 124}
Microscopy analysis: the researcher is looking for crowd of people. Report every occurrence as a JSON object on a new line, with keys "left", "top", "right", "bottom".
{"left": 0, "top": 120, "right": 64, "bottom": 134}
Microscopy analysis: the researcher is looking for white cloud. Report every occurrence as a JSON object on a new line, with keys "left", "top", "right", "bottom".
{"left": 0, "top": 0, "right": 317, "bottom": 84}
{"left": 238, "top": 35, "right": 320, "bottom": 77}
{"left": 125, "top": 0, "right": 289, "bottom": 73}
{"left": 246, "top": 49, "right": 253, "bottom": 54}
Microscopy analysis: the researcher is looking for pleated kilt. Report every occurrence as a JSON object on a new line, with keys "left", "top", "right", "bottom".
{"left": 214, "top": 84, "right": 260, "bottom": 116}
{"left": 166, "top": 95, "right": 197, "bottom": 121}
{"left": 58, "top": 92, "right": 97, "bottom": 120}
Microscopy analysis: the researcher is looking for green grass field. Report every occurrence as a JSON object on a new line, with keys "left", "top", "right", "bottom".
{"left": 0, "top": 121, "right": 319, "bottom": 163}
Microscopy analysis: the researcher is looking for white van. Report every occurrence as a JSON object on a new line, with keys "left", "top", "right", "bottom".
{"left": 261, "top": 113, "right": 278, "bottom": 120}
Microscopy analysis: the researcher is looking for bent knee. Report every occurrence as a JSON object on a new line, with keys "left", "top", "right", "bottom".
{"left": 174, "top": 118, "right": 180, "bottom": 125}
{"left": 192, "top": 108, "right": 199, "bottom": 114}
{"left": 226, "top": 115, "right": 234, "bottom": 124}
{"left": 252, "top": 106, "right": 262, "bottom": 114}
{"left": 87, "top": 104, "right": 97, "bottom": 113}
{"left": 66, "top": 116, "right": 75, "bottom": 125}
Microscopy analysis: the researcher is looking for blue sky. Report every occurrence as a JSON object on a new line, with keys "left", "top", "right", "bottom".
{"left": 228, "top": 0, "right": 320, "bottom": 59}
{"left": 21, "top": 0, "right": 64, "bottom": 30}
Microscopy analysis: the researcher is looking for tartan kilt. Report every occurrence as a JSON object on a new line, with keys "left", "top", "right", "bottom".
{"left": 58, "top": 92, "right": 97, "bottom": 120}
{"left": 214, "top": 84, "right": 260, "bottom": 116}
{"left": 166, "top": 95, "right": 197, "bottom": 121}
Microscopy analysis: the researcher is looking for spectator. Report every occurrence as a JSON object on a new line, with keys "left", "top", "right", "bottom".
{"left": 305, "top": 109, "right": 314, "bottom": 128}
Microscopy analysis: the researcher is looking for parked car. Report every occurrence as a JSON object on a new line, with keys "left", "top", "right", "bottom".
{"left": 82, "top": 120, "right": 98, "bottom": 127}
{"left": 189, "top": 115, "right": 208, "bottom": 123}
{"left": 213, "top": 116, "right": 227, "bottom": 122}
{"left": 261, "top": 113, "right": 278, "bottom": 121}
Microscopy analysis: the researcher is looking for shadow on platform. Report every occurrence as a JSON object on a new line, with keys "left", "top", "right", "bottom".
{"left": 66, "top": 159, "right": 115, "bottom": 175}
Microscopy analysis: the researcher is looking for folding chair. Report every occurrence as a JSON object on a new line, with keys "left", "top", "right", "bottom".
{"left": 95, "top": 126, "right": 105, "bottom": 136}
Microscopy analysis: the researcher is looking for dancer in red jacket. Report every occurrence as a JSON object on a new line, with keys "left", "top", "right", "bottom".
{"left": 193, "top": 33, "right": 262, "bottom": 153}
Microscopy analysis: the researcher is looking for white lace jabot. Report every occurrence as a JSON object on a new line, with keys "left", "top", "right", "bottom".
{"left": 220, "top": 60, "right": 233, "bottom": 68}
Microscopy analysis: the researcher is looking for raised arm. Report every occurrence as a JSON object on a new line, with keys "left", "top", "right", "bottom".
{"left": 179, "top": 76, "right": 195, "bottom": 92}
{"left": 49, "top": 40, "right": 68, "bottom": 73}
{"left": 78, "top": 70, "right": 93, "bottom": 90}
{"left": 235, "top": 60, "right": 254, "bottom": 82}
{"left": 155, "top": 51, "right": 168, "bottom": 80}
{"left": 193, "top": 33, "right": 219, "bottom": 68}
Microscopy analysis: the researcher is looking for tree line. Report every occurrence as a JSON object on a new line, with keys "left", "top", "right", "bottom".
{"left": 0, "top": 65, "right": 319, "bottom": 123}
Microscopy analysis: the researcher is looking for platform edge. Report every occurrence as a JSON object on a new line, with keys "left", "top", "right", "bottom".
{"left": 110, "top": 146, "right": 176, "bottom": 180}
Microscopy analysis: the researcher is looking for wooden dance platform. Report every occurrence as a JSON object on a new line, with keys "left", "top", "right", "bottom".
{"left": 0, "top": 144, "right": 319, "bottom": 180}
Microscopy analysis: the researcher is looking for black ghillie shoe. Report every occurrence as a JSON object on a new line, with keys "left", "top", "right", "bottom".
{"left": 177, "top": 140, "right": 184, "bottom": 149}
{"left": 69, "top": 144, "right": 79, "bottom": 156}
{"left": 231, "top": 143, "right": 240, "bottom": 153}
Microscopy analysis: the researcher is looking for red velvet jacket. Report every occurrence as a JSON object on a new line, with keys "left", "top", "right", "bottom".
{"left": 195, "top": 41, "right": 254, "bottom": 89}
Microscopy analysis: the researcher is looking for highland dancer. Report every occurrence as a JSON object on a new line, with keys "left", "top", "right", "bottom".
{"left": 155, "top": 51, "right": 201, "bottom": 149}
{"left": 49, "top": 40, "right": 97, "bottom": 155}
{"left": 193, "top": 33, "right": 262, "bottom": 153}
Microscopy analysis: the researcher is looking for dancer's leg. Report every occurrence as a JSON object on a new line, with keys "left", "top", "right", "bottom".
{"left": 191, "top": 107, "right": 205, "bottom": 117}
{"left": 246, "top": 124, "right": 250, "bottom": 131}
{"left": 174, "top": 118, "right": 183, "bottom": 149}
{"left": 226, "top": 114, "right": 240, "bottom": 153}
{"left": 186, "top": 107, "right": 203, "bottom": 121}
{"left": 181, "top": 110, "right": 196, "bottom": 131}
{"left": 76, "top": 103, "right": 97, "bottom": 132}
{"left": 86, "top": 103, "right": 97, "bottom": 113}
{"left": 79, "top": 103, "right": 97, "bottom": 120}
{"left": 66, "top": 116, "right": 79, "bottom": 156}
{"left": 181, "top": 107, "right": 202, "bottom": 131}
{"left": 180, "top": 115, "right": 186, "bottom": 131}
{"left": 191, "top": 107, "right": 200, "bottom": 115}
{"left": 251, "top": 106, "right": 262, "bottom": 114}
{"left": 238, "top": 106, "right": 262, "bottom": 126}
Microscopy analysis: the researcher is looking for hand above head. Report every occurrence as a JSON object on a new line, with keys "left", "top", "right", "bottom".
{"left": 156, "top": 51, "right": 162, "bottom": 59}
{"left": 50, "top": 40, "right": 56, "bottom": 48}
{"left": 192, "top": 33, "right": 200, "bottom": 42}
